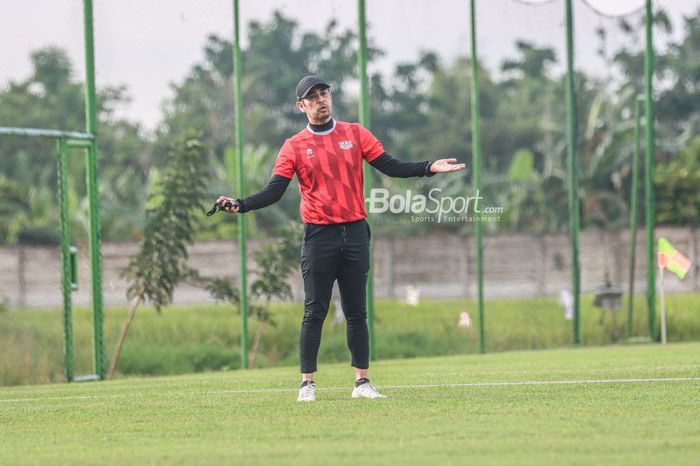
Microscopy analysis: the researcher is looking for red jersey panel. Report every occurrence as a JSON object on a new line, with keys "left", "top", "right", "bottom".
{"left": 272, "top": 120, "right": 384, "bottom": 224}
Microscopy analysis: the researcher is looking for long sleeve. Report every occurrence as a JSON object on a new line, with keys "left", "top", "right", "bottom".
{"left": 369, "top": 152, "right": 435, "bottom": 178}
{"left": 236, "top": 175, "right": 291, "bottom": 213}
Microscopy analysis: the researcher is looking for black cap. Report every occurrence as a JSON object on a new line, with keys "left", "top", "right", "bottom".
{"left": 296, "top": 76, "right": 330, "bottom": 101}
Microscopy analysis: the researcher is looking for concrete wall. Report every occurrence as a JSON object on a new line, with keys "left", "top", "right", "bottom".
{"left": 1, "top": 227, "right": 697, "bottom": 309}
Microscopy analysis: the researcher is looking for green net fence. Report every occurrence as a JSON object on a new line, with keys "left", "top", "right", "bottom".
{"left": 2, "top": 1, "right": 699, "bottom": 382}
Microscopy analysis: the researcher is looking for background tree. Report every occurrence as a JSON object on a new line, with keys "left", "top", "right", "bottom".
{"left": 110, "top": 134, "right": 209, "bottom": 376}
{"left": 247, "top": 222, "right": 303, "bottom": 368}
{"left": 4, "top": 7, "right": 700, "bottom": 243}
{"left": 655, "top": 137, "right": 700, "bottom": 225}
{"left": 0, "top": 46, "right": 150, "bottom": 244}
{"left": 198, "top": 222, "right": 303, "bottom": 369}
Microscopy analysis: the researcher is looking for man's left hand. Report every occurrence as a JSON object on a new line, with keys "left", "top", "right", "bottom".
{"left": 430, "top": 158, "right": 466, "bottom": 173}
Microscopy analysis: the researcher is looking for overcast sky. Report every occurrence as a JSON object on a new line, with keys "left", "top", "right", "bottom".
{"left": 1, "top": 0, "right": 698, "bottom": 130}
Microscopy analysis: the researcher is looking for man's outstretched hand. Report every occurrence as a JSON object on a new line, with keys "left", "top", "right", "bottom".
{"left": 214, "top": 195, "right": 240, "bottom": 213}
{"left": 430, "top": 158, "right": 467, "bottom": 173}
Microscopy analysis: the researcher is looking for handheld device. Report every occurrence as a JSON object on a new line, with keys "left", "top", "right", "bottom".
{"left": 206, "top": 199, "right": 238, "bottom": 216}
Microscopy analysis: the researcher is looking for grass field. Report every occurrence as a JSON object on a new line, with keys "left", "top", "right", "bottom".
{"left": 1, "top": 343, "right": 698, "bottom": 466}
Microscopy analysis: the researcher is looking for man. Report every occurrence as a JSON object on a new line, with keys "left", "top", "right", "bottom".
{"left": 216, "top": 76, "right": 465, "bottom": 401}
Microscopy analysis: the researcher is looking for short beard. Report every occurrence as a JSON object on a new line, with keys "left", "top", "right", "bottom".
{"left": 313, "top": 112, "right": 332, "bottom": 124}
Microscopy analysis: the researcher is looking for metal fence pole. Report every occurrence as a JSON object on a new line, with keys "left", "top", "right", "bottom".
{"left": 627, "top": 96, "right": 643, "bottom": 338}
{"left": 644, "top": 0, "right": 657, "bottom": 341}
{"left": 358, "top": 0, "right": 376, "bottom": 361}
{"left": 232, "top": 0, "right": 249, "bottom": 368}
{"left": 469, "top": 0, "right": 485, "bottom": 353}
{"left": 57, "top": 138, "right": 74, "bottom": 382}
{"left": 565, "top": 0, "right": 581, "bottom": 344}
{"left": 83, "top": 0, "right": 105, "bottom": 378}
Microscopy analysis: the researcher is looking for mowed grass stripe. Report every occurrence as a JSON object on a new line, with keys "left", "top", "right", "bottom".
{"left": 1, "top": 343, "right": 698, "bottom": 466}
{"left": 1, "top": 342, "right": 698, "bottom": 397}
{"left": 1, "top": 376, "right": 698, "bottom": 403}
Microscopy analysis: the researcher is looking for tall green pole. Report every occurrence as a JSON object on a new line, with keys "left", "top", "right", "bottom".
{"left": 57, "top": 138, "right": 74, "bottom": 382}
{"left": 358, "top": 0, "right": 376, "bottom": 361}
{"left": 627, "top": 96, "right": 643, "bottom": 339}
{"left": 469, "top": 0, "right": 485, "bottom": 353}
{"left": 644, "top": 0, "right": 657, "bottom": 340}
{"left": 232, "top": 0, "right": 249, "bottom": 368}
{"left": 83, "top": 0, "right": 105, "bottom": 379}
{"left": 565, "top": 0, "right": 581, "bottom": 344}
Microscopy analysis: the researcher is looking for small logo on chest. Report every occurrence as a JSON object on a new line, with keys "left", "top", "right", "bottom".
{"left": 306, "top": 148, "right": 314, "bottom": 158}
{"left": 338, "top": 140, "right": 353, "bottom": 150}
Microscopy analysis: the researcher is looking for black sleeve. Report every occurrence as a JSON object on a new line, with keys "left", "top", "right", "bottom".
{"left": 236, "top": 174, "right": 291, "bottom": 213}
{"left": 369, "top": 152, "right": 435, "bottom": 178}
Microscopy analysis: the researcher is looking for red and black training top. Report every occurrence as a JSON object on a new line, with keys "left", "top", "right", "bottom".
{"left": 273, "top": 120, "right": 383, "bottom": 224}
{"left": 236, "top": 119, "right": 434, "bottom": 225}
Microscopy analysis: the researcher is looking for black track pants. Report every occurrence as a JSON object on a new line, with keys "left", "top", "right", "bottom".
{"left": 299, "top": 219, "right": 371, "bottom": 373}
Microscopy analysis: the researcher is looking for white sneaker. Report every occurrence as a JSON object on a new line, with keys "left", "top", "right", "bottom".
{"left": 297, "top": 382, "right": 315, "bottom": 402}
{"left": 352, "top": 381, "right": 387, "bottom": 399}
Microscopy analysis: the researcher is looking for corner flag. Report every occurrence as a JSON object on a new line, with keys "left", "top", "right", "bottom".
{"left": 657, "top": 237, "right": 691, "bottom": 280}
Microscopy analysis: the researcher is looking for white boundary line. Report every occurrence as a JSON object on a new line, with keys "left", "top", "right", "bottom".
{"left": 3, "top": 377, "right": 696, "bottom": 403}
{"left": 0, "top": 394, "right": 103, "bottom": 403}
{"left": 210, "top": 377, "right": 700, "bottom": 395}
{"left": 382, "top": 377, "right": 700, "bottom": 389}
